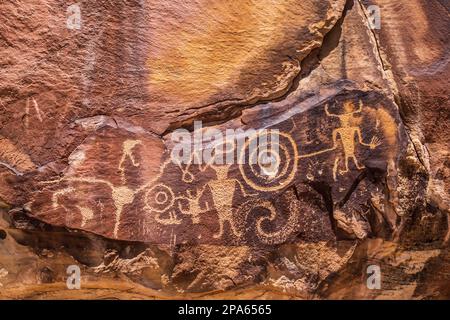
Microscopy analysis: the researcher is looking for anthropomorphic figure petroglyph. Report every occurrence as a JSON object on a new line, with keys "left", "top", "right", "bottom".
{"left": 0, "top": 137, "right": 36, "bottom": 175}
{"left": 48, "top": 177, "right": 136, "bottom": 237}
{"left": 172, "top": 139, "right": 256, "bottom": 238}
{"left": 325, "top": 100, "right": 381, "bottom": 179}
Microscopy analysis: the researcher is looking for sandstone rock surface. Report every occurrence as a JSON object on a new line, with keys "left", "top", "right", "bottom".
{"left": 0, "top": 0, "right": 448, "bottom": 299}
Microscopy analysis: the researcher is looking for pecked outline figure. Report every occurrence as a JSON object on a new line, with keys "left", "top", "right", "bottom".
{"left": 38, "top": 99, "right": 385, "bottom": 242}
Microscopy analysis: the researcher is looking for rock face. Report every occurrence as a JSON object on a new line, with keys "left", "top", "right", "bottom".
{"left": 0, "top": 0, "right": 448, "bottom": 299}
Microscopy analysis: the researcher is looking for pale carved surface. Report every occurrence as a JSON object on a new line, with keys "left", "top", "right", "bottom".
{"left": 0, "top": 0, "right": 448, "bottom": 299}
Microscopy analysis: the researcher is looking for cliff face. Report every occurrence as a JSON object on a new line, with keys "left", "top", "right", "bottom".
{"left": 0, "top": 0, "right": 448, "bottom": 299}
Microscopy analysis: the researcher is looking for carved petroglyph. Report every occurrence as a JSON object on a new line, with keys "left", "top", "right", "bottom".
{"left": 178, "top": 188, "right": 209, "bottom": 224}
{"left": 238, "top": 197, "right": 300, "bottom": 244}
{"left": 78, "top": 206, "right": 95, "bottom": 227}
{"left": 39, "top": 99, "right": 391, "bottom": 242}
{"left": 176, "top": 150, "right": 209, "bottom": 183}
{"left": 207, "top": 162, "right": 256, "bottom": 239}
{"left": 24, "top": 97, "right": 44, "bottom": 129}
{"left": 43, "top": 137, "right": 184, "bottom": 237}
{"left": 32, "top": 98, "right": 43, "bottom": 123}
{"left": 239, "top": 131, "right": 298, "bottom": 192}
{"left": 52, "top": 186, "right": 74, "bottom": 212}
{"left": 42, "top": 137, "right": 168, "bottom": 236}
{"left": 145, "top": 135, "right": 296, "bottom": 241}
{"left": 148, "top": 135, "right": 294, "bottom": 241}
{"left": 144, "top": 183, "right": 182, "bottom": 225}
{"left": 52, "top": 185, "right": 96, "bottom": 226}
{"left": 118, "top": 140, "right": 142, "bottom": 183}
{"left": 172, "top": 140, "right": 257, "bottom": 238}
{"left": 298, "top": 100, "right": 382, "bottom": 181}
{"left": 24, "top": 98, "right": 29, "bottom": 129}
{"left": 326, "top": 101, "right": 381, "bottom": 178}
{"left": 47, "top": 177, "right": 137, "bottom": 237}
{"left": 0, "top": 137, "right": 36, "bottom": 175}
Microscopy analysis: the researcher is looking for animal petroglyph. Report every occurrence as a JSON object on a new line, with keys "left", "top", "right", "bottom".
{"left": 207, "top": 162, "right": 256, "bottom": 239}
{"left": 47, "top": 177, "right": 137, "bottom": 237}
{"left": 52, "top": 186, "right": 95, "bottom": 226}
{"left": 43, "top": 139, "right": 175, "bottom": 237}
{"left": 0, "top": 137, "right": 36, "bottom": 175}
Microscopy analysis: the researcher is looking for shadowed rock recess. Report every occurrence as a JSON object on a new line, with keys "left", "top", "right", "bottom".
{"left": 0, "top": 0, "right": 448, "bottom": 299}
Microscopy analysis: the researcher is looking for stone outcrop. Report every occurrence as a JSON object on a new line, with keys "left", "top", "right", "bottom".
{"left": 0, "top": 0, "right": 448, "bottom": 299}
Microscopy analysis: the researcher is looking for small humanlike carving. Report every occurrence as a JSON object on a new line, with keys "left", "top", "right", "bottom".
{"left": 207, "top": 162, "right": 255, "bottom": 238}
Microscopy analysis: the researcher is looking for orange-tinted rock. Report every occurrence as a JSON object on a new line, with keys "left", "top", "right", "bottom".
{"left": 0, "top": 0, "right": 448, "bottom": 299}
